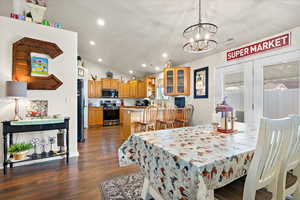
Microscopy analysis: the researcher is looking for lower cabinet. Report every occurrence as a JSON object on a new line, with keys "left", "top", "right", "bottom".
{"left": 88, "top": 107, "right": 103, "bottom": 127}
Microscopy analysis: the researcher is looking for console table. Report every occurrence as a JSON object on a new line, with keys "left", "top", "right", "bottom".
{"left": 2, "top": 118, "right": 69, "bottom": 175}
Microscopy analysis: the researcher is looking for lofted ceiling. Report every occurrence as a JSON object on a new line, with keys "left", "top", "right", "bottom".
{"left": 1, "top": 0, "right": 300, "bottom": 76}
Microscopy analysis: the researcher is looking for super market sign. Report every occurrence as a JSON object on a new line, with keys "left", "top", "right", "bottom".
{"left": 227, "top": 33, "right": 290, "bottom": 61}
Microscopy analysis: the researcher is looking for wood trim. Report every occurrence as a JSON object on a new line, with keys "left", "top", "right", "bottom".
{"left": 12, "top": 37, "right": 64, "bottom": 90}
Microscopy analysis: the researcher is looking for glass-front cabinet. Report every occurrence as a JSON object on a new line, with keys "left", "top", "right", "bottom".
{"left": 163, "top": 67, "right": 190, "bottom": 96}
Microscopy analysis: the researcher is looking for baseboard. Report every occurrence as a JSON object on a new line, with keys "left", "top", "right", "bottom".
{"left": 0, "top": 151, "right": 79, "bottom": 169}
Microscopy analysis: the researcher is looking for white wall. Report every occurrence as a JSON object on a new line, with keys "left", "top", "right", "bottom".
{"left": 185, "top": 26, "right": 300, "bottom": 125}
{"left": 0, "top": 16, "right": 78, "bottom": 165}
{"left": 83, "top": 59, "right": 132, "bottom": 82}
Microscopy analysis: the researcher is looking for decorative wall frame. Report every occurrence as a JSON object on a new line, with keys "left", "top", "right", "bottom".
{"left": 194, "top": 67, "right": 209, "bottom": 99}
{"left": 12, "top": 37, "right": 63, "bottom": 90}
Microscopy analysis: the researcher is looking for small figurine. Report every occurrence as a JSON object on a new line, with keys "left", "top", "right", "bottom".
{"left": 40, "top": 140, "right": 48, "bottom": 157}
{"left": 31, "top": 137, "right": 40, "bottom": 158}
{"left": 48, "top": 136, "right": 56, "bottom": 155}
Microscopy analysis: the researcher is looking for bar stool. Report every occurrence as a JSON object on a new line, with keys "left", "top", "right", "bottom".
{"left": 175, "top": 104, "right": 194, "bottom": 127}
{"left": 277, "top": 114, "right": 300, "bottom": 200}
{"left": 156, "top": 106, "right": 177, "bottom": 130}
{"left": 215, "top": 117, "right": 292, "bottom": 200}
{"left": 135, "top": 105, "right": 158, "bottom": 132}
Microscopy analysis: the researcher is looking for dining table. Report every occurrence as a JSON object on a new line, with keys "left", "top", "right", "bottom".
{"left": 118, "top": 123, "right": 300, "bottom": 200}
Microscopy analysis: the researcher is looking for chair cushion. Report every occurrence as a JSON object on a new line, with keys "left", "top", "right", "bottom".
{"left": 286, "top": 172, "right": 298, "bottom": 189}
{"left": 214, "top": 178, "right": 273, "bottom": 200}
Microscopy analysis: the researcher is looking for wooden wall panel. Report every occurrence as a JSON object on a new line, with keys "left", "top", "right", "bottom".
{"left": 12, "top": 37, "right": 63, "bottom": 90}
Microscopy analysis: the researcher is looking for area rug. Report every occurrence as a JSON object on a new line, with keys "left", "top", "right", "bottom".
{"left": 99, "top": 171, "right": 148, "bottom": 200}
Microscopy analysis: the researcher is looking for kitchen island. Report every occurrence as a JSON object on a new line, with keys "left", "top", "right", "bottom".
{"left": 120, "top": 107, "right": 185, "bottom": 140}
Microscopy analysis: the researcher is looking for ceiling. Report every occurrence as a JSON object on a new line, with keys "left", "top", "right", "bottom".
{"left": 1, "top": 0, "right": 300, "bottom": 76}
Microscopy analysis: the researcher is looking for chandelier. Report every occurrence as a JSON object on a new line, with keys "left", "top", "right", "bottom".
{"left": 183, "top": 0, "right": 218, "bottom": 53}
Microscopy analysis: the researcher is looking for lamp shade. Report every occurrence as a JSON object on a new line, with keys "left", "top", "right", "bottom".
{"left": 6, "top": 81, "right": 27, "bottom": 98}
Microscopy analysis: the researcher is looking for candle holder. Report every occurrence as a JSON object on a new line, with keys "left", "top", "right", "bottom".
{"left": 215, "top": 97, "right": 235, "bottom": 134}
{"left": 31, "top": 137, "right": 40, "bottom": 158}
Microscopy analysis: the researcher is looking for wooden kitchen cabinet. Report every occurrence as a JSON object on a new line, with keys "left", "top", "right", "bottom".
{"left": 137, "top": 81, "right": 146, "bottom": 98}
{"left": 129, "top": 80, "right": 138, "bottom": 98}
{"left": 88, "top": 107, "right": 103, "bottom": 126}
{"left": 101, "top": 78, "right": 119, "bottom": 90}
{"left": 88, "top": 80, "right": 102, "bottom": 98}
{"left": 163, "top": 67, "right": 190, "bottom": 96}
{"left": 111, "top": 79, "right": 119, "bottom": 90}
{"left": 101, "top": 78, "right": 111, "bottom": 89}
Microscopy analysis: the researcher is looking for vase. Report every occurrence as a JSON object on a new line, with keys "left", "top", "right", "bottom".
{"left": 12, "top": 151, "right": 28, "bottom": 160}
{"left": 26, "top": 3, "right": 47, "bottom": 23}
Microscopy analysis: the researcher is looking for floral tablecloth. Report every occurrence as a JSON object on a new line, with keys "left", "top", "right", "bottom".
{"left": 118, "top": 125, "right": 257, "bottom": 200}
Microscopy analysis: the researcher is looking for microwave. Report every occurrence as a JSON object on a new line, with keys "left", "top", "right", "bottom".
{"left": 102, "top": 89, "right": 118, "bottom": 98}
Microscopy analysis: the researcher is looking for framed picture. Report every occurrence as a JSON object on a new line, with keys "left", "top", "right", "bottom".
{"left": 31, "top": 53, "right": 49, "bottom": 77}
{"left": 26, "top": 100, "right": 48, "bottom": 118}
{"left": 194, "top": 67, "right": 209, "bottom": 98}
{"left": 78, "top": 67, "right": 85, "bottom": 78}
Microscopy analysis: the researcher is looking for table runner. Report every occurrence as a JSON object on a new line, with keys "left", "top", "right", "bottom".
{"left": 119, "top": 125, "right": 257, "bottom": 200}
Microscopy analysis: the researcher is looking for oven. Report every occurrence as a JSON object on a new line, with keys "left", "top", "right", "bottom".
{"left": 102, "top": 89, "right": 118, "bottom": 98}
{"left": 103, "top": 107, "right": 120, "bottom": 126}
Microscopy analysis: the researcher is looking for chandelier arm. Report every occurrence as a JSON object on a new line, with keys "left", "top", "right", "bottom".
{"left": 199, "top": 0, "right": 202, "bottom": 23}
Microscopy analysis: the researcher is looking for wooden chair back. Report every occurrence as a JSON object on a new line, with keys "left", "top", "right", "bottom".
{"left": 162, "top": 105, "right": 177, "bottom": 122}
{"left": 243, "top": 117, "right": 292, "bottom": 200}
{"left": 277, "top": 114, "right": 300, "bottom": 199}
{"left": 183, "top": 104, "right": 194, "bottom": 125}
{"left": 143, "top": 105, "right": 158, "bottom": 124}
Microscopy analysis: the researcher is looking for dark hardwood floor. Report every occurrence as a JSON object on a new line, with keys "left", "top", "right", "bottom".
{"left": 0, "top": 126, "right": 139, "bottom": 200}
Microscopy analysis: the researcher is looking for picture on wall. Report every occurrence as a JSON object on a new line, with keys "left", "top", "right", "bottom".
{"left": 31, "top": 53, "right": 49, "bottom": 76}
{"left": 26, "top": 100, "right": 48, "bottom": 118}
{"left": 194, "top": 67, "right": 209, "bottom": 98}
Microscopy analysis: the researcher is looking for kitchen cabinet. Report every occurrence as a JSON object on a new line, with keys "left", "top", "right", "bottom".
{"left": 101, "top": 78, "right": 119, "bottom": 90}
{"left": 88, "top": 80, "right": 102, "bottom": 98}
{"left": 137, "top": 81, "right": 146, "bottom": 98}
{"left": 88, "top": 107, "right": 103, "bottom": 126}
{"left": 129, "top": 80, "right": 138, "bottom": 98}
{"left": 163, "top": 67, "right": 190, "bottom": 96}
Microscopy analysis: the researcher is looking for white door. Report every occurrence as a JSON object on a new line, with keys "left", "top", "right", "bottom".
{"left": 215, "top": 61, "right": 255, "bottom": 128}
{"left": 253, "top": 50, "right": 300, "bottom": 124}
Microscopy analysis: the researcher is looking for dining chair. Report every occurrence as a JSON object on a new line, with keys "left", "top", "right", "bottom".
{"left": 135, "top": 105, "right": 158, "bottom": 132}
{"left": 175, "top": 104, "right": 194, "bottom": 127}
{"left": 156, "top": 105, "right": 177, "bottom": 129}
{"left": 215, "top": 117, "right": 292, "bottom": 200}
{"left": 277, "top": 114, "right": 300, "bottom": 200}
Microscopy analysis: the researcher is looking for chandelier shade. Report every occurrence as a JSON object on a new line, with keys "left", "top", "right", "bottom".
{"left": 183, "top": 39, "right": 217, "bottom": 53}
{"left": 182, "top": 0, "right": 218, "bottom": 53}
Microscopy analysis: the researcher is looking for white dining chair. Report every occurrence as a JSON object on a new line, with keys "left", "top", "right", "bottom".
{"left": 215, "top": 117, "right": 292, "bottom": 200}
{"left": 277, "top": 115, "right": 300, "bottom": 200}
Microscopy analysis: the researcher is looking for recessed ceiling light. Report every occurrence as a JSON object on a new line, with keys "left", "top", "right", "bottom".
{"left": 142, "top": 64, "right": 147, "bottom": 68}
{"left": 98, "top": 58, "right": 103, "bottom": 62}
{"left": 97, "top": 18, "right": 105, "bottom": 26}
{"left": 129, "top": 70, "right": 134, "bottom": 74}
{"left": 89, "top": 41, "right": 96, "bottom": 46}
{"left": 155, "top": 66, "right": 160, "bottom": 71}
{"left": 162, "top": 53, "right": 168, "bottom": 58}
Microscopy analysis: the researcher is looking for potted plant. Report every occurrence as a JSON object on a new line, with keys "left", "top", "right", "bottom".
{"left": 8, "top": 143, "right": 33, "bottom": 160}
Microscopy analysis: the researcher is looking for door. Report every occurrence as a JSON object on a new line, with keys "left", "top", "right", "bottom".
{"left": 88, "top": 80, "right": 96, "bottom": 98}
{"left": 254, "top": 50, "right": 300, "bottom": 125}
{"left": 216, "top": 62, "right": 254, "bottom": 128}
{"left": 102, "top": 78, "right": 111, "bottom": 89}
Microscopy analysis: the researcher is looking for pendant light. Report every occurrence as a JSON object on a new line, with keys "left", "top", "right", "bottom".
{"left": 183, "top": 0, "right": 218, "bottom": 53}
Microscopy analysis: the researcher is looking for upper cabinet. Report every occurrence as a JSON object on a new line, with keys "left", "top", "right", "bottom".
{"left": 101, "top": 78, "right": 119, "bottom": 90}
{"left": 163, "top": 67, "right": 190, "bottom": 96}
{"left": 88, "top": 80, "right": 102, "bottom": 98}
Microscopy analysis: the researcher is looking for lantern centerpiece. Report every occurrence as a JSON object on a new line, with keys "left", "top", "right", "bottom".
{"left": 215, "top": 98, "right": 235, "bottom": 134}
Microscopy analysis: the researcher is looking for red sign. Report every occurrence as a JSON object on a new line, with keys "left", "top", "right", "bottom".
{"left": 227, "top": 33, "right": 290, "bottom": 61}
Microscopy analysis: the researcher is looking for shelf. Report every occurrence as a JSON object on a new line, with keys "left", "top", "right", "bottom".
{"left": 7, "top": 152, "right": 67, "bottom": 164}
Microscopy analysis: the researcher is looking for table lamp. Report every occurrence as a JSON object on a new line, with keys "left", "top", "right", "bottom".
{"left": 6, "top": 81, "right": 27, "bottom": 121}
